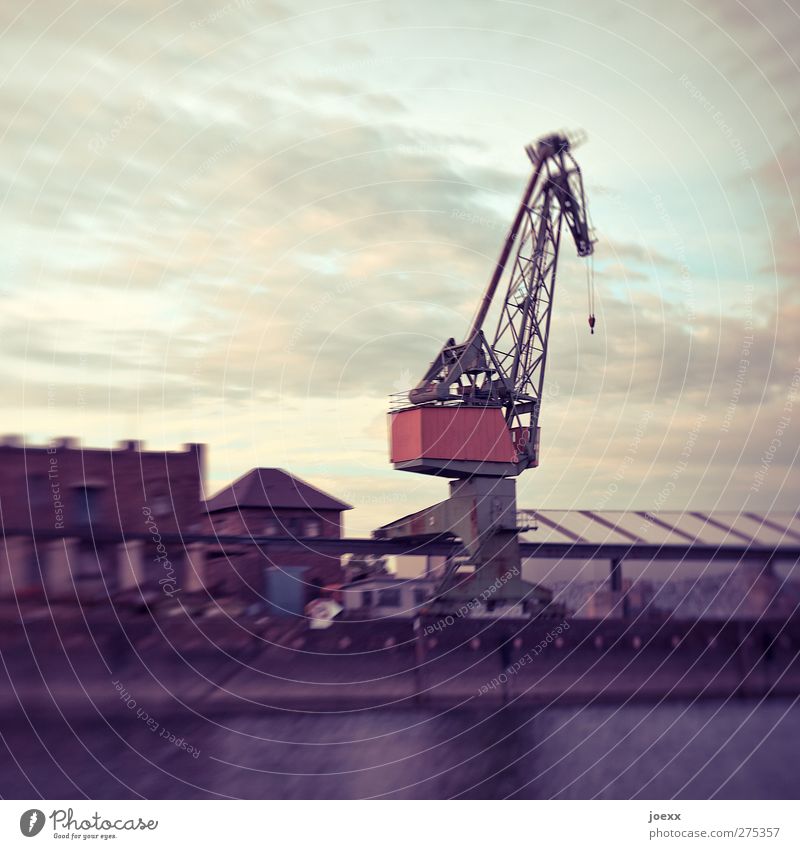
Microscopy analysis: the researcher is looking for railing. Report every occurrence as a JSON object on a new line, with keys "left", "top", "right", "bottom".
{"left": 388, "top": 392, "right": 505, "bottom": 412}
{"left": 517, "top": 510, "right": 539, "bottom": 532}
{"left": 388, "top": 391, "right": 411, "bottom": 411}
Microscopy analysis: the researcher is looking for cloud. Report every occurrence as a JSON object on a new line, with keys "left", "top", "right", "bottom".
{"left": 750, "top": 144, "right": 800, "bottom": 279}
{"left": 0, "top": 0, "right": 797, "bottom": 528}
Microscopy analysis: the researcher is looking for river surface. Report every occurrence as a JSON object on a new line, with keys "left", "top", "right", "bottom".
{"left": 2, "top": 698, "right": 799, "bottom": 799}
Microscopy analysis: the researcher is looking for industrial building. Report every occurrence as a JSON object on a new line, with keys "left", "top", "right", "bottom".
{"left": 0, "top": 436, "right": 205, "bottom": 598}
{"left": 0, "top": 440, "right": 350, "bottom": 608}
{"left": 340, "top": 575, "right": 439, "bottom": 618}
{"left": 204, "top": 467, "right": 352, "bottom": 604}
{"left": 520, "top": 509, "right": 800, "bottom": 620}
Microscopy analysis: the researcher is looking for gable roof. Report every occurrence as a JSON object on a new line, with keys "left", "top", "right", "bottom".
{"left": 205, "top": 468, "right": 352, "bottom": 513}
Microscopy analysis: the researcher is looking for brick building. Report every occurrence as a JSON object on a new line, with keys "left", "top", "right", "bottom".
{"left": 204, "top": 468, "right": 352, "bottom": 606}
{"left": 0, "top": 436, "right": 205, "bottom": 599}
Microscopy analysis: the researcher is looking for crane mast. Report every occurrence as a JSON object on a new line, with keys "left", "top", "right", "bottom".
{"left": 377, "top": 132, "right": 595, "bottom": 616}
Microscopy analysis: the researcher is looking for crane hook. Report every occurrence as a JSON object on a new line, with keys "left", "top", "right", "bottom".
{"left": 588, "top": 314, "right": 596, "bottom": 335}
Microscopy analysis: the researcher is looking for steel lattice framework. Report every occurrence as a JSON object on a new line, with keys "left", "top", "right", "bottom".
{"left": 406, "top": 134, "right": 593, "bottom": 472}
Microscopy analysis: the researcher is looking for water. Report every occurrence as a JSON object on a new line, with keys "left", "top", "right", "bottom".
{"left": 2, "top": 699, "right": 798, "bottom": 799}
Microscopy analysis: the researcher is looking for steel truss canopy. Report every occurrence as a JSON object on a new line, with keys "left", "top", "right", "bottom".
{"left": 3, "top": 510, "right": 798, "bottom": 562}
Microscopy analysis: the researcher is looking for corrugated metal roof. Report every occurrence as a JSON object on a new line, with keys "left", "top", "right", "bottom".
{"left": 520, "top": 510, "right": 800, "bottom": 549}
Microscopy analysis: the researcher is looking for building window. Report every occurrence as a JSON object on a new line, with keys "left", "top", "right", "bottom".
{"left": 27, "top": 474, "right": 49, "bottom": 510}
{"left": 214, "top": 516, "right": 238, "bottom": 533}
{"left": 305, "top": 519, "right": 321, "bottom": 537}
{"left": 361, "top": 591, "right": 373, "bottom": 607}
{"left": 149, "top": 495, "right": 171, "bottom": 517}
{"left": 378, "top": 588, "right": 401, "bottom": 607}
{"left": 283, "top": 518, "right": 301, "bottom": 536}
{"left": 263, "top": 519, "right": 278, "bottom": 536}
{"left": 73, "top": 485, "right": 104, "bottom": 527}
{"left": 413, "top": 589, "right": 429, "bottom": 606}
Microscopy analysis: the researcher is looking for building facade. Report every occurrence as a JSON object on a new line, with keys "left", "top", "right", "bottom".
{"left": 0, "top": 437, "right": 205, "bottom": 599}
{"left": 204, "top": 467, "right": 352, "bottom": 607}
{"left": 340, "top": 575, "right": 438, "bottom": 618}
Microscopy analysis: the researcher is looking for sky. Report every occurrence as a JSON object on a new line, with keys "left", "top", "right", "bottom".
{"left": 0, "top": 0, "right": 798, "bottom": 535}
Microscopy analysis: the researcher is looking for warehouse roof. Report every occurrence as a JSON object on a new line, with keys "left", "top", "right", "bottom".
{"left": 206, "top": 468, "right": 352, "bottom": 513}
{"left": 519, "top": 510, "right": 800, "bottom": 549}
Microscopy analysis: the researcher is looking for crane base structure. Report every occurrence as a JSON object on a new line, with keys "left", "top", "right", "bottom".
{"left": 375, "top": 476, "right": 553, "bottom": 617}
{"left": 376, "top": 132, "right": 595, "bottom": 618}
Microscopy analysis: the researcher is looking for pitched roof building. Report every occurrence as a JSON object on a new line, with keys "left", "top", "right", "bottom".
{"left": 204, "top": 468, "right": 352, "bottom": 607}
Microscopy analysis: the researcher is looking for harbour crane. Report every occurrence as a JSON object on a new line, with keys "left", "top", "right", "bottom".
{"left": 376, "top": 132, "right": 596, "bottom": 616}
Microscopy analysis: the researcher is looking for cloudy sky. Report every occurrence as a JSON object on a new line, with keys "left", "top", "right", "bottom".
{"left": 0, "top": 0, "right": 797, "bottom": 533}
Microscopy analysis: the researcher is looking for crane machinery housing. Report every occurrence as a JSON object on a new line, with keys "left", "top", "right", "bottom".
{"left": 376, "top": 132, "right": 596, "bottom": 617}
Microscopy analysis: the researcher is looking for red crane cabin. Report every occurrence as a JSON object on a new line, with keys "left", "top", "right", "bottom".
{"left": 389, "top": 405, "right": 538, "bottom": 478}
